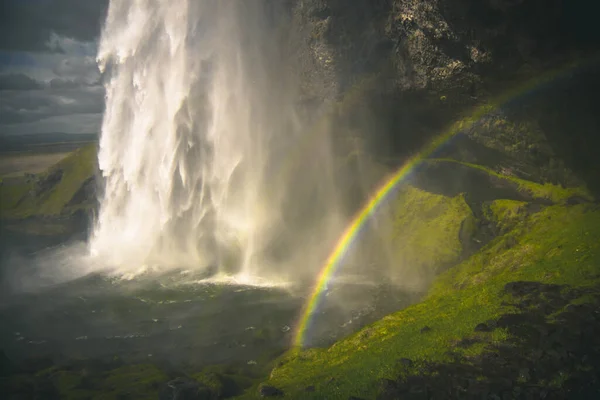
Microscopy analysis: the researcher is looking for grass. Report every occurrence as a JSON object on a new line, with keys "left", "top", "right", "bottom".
{"left": 0, "top": 143, "right": 97, "bottom": 218}
{"left": 0, "top": 181, "right": 32, "bottom": 212}
{"left": 427, "top": 158, "right": 593, "bottom": 203}
{"left": 238, "top": 203, "right": 600, "bottom": 399}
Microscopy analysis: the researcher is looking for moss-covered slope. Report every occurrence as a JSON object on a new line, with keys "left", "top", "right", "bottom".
{"left": 241, "top": 201, "right": 600, "bottom": 399}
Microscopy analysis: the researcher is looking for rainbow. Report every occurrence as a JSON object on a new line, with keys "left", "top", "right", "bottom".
{"left": 293, "top": 58, "right": 588, "bottom": 348}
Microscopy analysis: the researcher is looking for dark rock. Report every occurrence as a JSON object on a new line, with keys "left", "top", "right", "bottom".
{"left": 34, "top": 168, "right": 63, "bottom": 196}
{"left": 504, "top": 281, "right": 544, "bottom": 297}
{"left": 474, "top": 323, "right": 491, "bottom": 332}
{"left": 456, "top": 337, "right": 481, "bottom": 348}
{"left": 159, "top": 377, "right": 211, "bottom": 400}
{"left": 566, "top": 196, "right": 589, "bottom": 205}
{"left": 67, "top": 176, "right": 97, "bottom": 207}
{"left": 258, "top": 384, "right": 283, "bottom": 397}
{"left": 486, "top": 319, "right": 498, "bottom": 329}
{"left": 305, "top": 385, "right": 315, "bottom": 392}
{"left": 348, "top": 397, "right": 366, "bottom": 400}
{"left": 420, "top": 326, "right": 432, "bottom": 334}
{"left": 376, "top": 378, "right": 401, "bottom": 399}
{"left": 495, "top": 313, "right": 535, "bottom": 328}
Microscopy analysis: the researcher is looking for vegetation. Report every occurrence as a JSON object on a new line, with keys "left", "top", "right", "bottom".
{"left": 0, "top": 143, "right": 97, "bottom": 219}
{"left": 236, "top": 202, "right": 600, "bottom": 399}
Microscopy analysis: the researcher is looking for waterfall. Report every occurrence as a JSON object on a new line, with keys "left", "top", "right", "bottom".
{"left": 90, "top": 0, "right": 345, "bottom": 280}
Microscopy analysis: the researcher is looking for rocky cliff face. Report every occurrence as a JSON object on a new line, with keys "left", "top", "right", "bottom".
{"left": 287, "top": 0, "right": 600, "bottom": 195}
{"left": 291, "top": 0, "right": 596, "bottom": 100}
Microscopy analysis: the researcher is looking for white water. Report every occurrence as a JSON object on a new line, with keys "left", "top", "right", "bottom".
{"left": 89, "top": 0, "right": 346, "bottom": 280}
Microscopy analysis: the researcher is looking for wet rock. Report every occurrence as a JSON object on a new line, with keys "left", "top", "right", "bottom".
{"left": 159, "top": 377, "right": 211, "bottom": 400}
{"left": 474, "top": 323, "right": 491, "bottom": 332}
{"left": 258, "top": 384, "right": 283, "bottom": 397}
{"left": 420, "top": 326, "right": 432, "bottom": 334}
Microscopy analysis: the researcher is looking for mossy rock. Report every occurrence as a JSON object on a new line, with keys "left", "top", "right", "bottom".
{"left": 389, "top": 185, "right": 474, "bottom": 286}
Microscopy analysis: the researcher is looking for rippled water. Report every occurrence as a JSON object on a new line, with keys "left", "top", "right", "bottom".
{"left": 0, "top": 235, "right": 419, "bottom": 370}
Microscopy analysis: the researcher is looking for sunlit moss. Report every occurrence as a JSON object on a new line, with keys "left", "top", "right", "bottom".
{"left": 391, "top": 185, "right": 473, "bottom": 277}
{"left": 486, "top": 199, "right": 528, "bottom": 232}
{"left": 238, "top": 203, "right": 600, "bottom": 399}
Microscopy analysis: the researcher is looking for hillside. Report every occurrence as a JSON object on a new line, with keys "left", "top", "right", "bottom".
{"left": 0, "top": 143, "right": 98, "bottom": 236}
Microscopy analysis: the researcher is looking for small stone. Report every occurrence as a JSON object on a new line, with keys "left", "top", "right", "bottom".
{"left": 305, "top": 385, "right": 315, "bottom": 392}
{"left": 258, "top": 384, "right": 283, "bottom": 397}
{"left": 420, "top": 326, "right": 432, "bottom": 334}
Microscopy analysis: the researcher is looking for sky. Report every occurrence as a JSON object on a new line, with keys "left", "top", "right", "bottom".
{"left": 0, "top": 0, "right": 108, "bottom": 136}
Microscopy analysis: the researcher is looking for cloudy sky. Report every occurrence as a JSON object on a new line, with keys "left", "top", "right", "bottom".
{"left": 0, "top": 0, "right": 108, "bottom": 136}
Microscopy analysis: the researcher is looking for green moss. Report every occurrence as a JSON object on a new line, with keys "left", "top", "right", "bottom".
{"left": 428, "top": 158, "right": 593, "bottom": 203}
{"left": 486, "top": 199, "right": 528, "bottom": 232}
{"left": 53, "top": 371, "right": 96, "bottom": 400}
{"left": 0, "top": 180, "right": 32, "bottom": 213}
{"left": 1, "top": 143, "right": 97, "bottom": 219}
{"left": 191, "top": 371, "right": 224, "bottom": 397}
{"left": 98, "top": 364, "right": 167, "bottom": 400}
{"left": 237, "top": 203, "right": 600, "bottom": 399}
{"left": 391, "top": 185, "right": 473, "bottom": 277}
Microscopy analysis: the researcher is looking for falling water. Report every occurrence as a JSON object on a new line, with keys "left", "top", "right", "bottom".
{"left": 90, "top": 0, "right": 346, "bottom": 280}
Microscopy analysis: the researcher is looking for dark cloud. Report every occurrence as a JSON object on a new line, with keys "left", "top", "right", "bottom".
{"left": 0, "top": 86, "right": 104, "bottom": 123}
{"left": 0, "top": 0, "right": 108, "bottom": 51}
{"left": 49, "top": 77, "right": 96, "bottom": 89}
{"left": 0, "top": 72, "right": 43, "bottom": 90}
{"left": 53, "top": 55, "right": 99, "bottom": 80}
{"left": 0, "top": 0, "right": 107, "bottom": 134}
{"left": 0, "top": 113, "right": 102, "bottom": 135}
